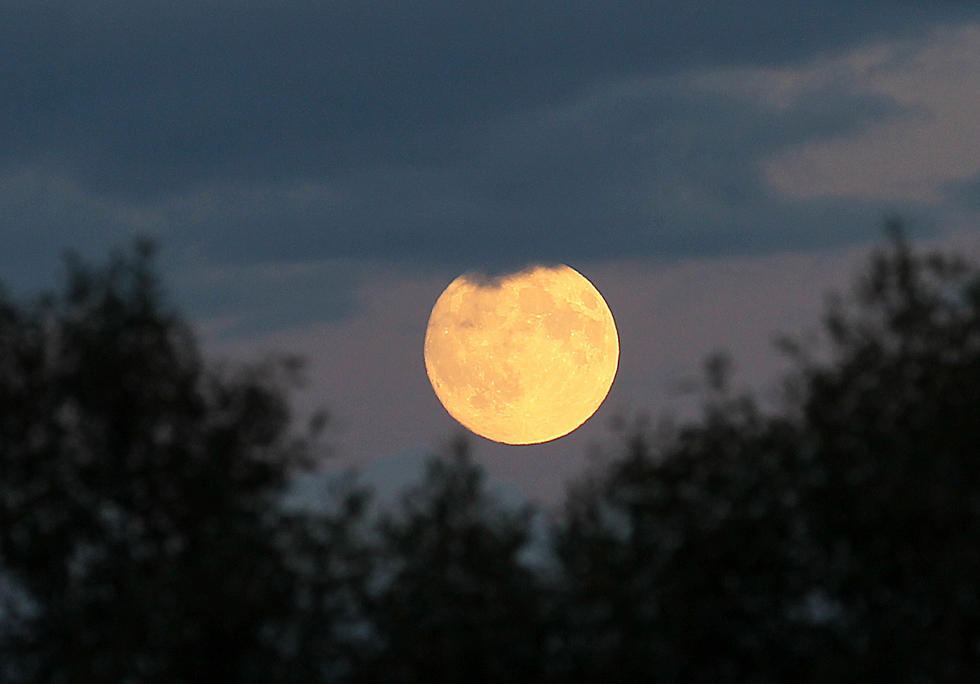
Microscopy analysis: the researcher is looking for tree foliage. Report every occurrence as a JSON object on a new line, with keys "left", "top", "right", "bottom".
{"left": 792, "top": 226, "right": 980, "bottom": 681}
{"left": 554, "top": 226, "right": 980, "bottom": 683}
{"left": 0, "top": 243, "right": 365, "bottom": 683}
{"left": 2, "top": 226, "right": 980, "bottom": 682}
{"left": 361, "top": 437, "right": 546, "bottom": 683}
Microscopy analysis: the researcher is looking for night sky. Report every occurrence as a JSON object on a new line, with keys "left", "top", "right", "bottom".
{"left": 5, "top": 2, "right": 980, "bottom": 504}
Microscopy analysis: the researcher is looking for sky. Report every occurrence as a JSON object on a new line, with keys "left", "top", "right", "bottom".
{"left": 5, "top": 2, "right": 980, "bottom": 507}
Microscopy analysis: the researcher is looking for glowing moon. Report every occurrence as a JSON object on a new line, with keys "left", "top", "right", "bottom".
{"left": 424, "top": 264, "right": 619, "bottom": 445}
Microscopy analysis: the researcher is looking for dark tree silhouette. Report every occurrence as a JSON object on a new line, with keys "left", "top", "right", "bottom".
{"left": 4, "top": 225, "right": 980, "bottom": 683}
{"left": 360, "top": 437, "right": 547, "bottom": 684}
{"left": 272, "top": 477, "right": 376, "bottom": 684}
{"left": 552, "top": 225, "right": 980, "bottom": 684}
{"left": 789, "top": 225, "right": 980, "bottom": 681}
{"left": 552, "top": 386, "right": 822, "bottom": 683}
{"left": 0, "top": 242, "right": 367, "bottom": 683}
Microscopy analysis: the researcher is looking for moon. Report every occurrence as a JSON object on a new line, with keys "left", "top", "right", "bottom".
{"left": 423, "top": 264, "right": 619, "bottom": 445}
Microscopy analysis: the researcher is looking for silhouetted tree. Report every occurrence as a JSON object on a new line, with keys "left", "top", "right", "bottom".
{"left": 552, "top": 225, "right": 980, "bottom": 683}
{"left": 0, "top": 242, "right": 368, "bottom": 683}
{"left": 361, "top": 437, "right": 546, "bottom": 684}
{"left": 787, "top": 224, "right": 980, "bottom": 681}
{"left": 6, "top": 225, "right": 980, "bottom": 683}
{"left": 552, "top": 384, "right": 824, "bottom": 683}
{"left": 273, "top": 477, "right": 376, "bottom": 684}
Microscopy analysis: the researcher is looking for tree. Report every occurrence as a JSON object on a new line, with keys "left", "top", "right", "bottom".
{"left": 272, "top": 476, "right": 376, "bottom": 684}
{"left": 0, "top": 241, "right": 367, "bottom": 683}
{"left": 553, "top": 386, "right": 824, "bottom": 683}
{"left": 361, "top": 437, "right": 547, "bottom": 684}
{"left": 789, "top": 225, "right": 980, "bottom": 681}
{"left": 9, "top": 225, "right": 980, "bottom": 683}
{"left": 552, "top": 226, "right": 980, "bottom": 683}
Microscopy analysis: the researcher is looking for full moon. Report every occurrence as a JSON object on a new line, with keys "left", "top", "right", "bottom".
{"left": 424, "top": 264, "right": 619, "bottom": 445}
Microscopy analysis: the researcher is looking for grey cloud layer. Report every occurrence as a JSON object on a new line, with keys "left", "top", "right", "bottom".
{"left": 3, "top": 0, "right": 974, "bottom": 193}
{"left": 156, "top": 73, "right": 911, "bottom": 269}
{"left": 1, "top": 1, "right": 973, "bottom": 330}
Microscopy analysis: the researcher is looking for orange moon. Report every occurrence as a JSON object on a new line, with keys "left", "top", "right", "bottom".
{"left": 423, "top": 264, "right": 619, "bottom": 445}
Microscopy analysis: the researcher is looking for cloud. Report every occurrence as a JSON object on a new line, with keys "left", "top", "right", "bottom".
{"left": 4, "top": 65, "right": 908, "bottom": 269}
{"left": 2, "top": 1, "right": 975, "bottom": 197}
{"left": 3, "top": 2, "right": 977, "bottom": 332}
{"left": 0, "top": 60, "right": 926, "bottom": 333}
{"left": 947, "top": 173, "right": 980, "bottom": 212}
{"left": 173, "top": 256, "right": 369, "bottom": 339}
{"left": 147, "top": 69, "right": 915, "bottom": 272}
{"left": 0, "top": 167, "right": 153, "bottom": 294}
{"left": 765, "top": 24, "right": 980, "bottom": 202}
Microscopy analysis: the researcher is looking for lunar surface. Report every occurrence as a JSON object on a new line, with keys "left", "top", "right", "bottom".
{"left": 423, "top": 264, "right": 619, "bottom": 445}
